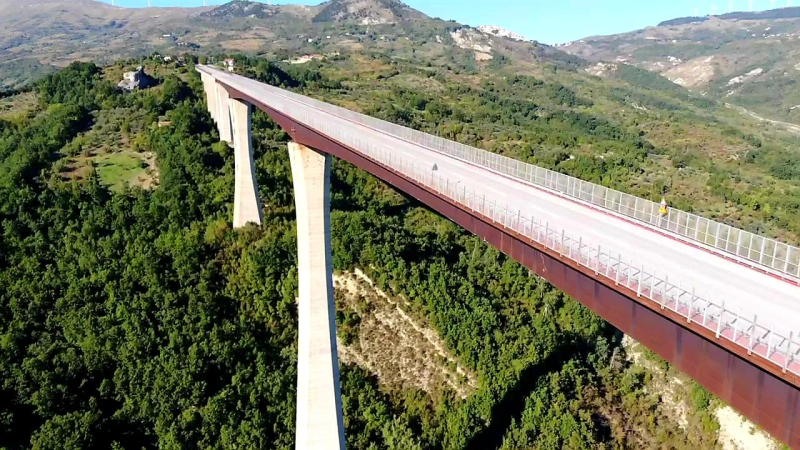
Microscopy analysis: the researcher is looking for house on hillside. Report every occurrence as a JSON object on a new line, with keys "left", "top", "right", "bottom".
{"left": 287, "top": 54, "right": 326, "bottom": 65}
{"left": 118, "top": 67, "right": 154, "bottom": 91}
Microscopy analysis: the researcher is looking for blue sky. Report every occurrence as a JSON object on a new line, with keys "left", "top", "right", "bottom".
{"left": 98, "top": 0, "right": 790, "bottom": 44}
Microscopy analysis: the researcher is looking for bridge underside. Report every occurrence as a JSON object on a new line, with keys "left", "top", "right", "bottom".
{"left": 220, "top": 84, "right": 800, "bottom": 448}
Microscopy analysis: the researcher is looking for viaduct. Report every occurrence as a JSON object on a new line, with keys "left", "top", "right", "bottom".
{"left": 199, "top": 65, "right": 800, "bottom": 449}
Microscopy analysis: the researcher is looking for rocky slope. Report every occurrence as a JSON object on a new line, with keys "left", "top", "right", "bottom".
{"left": 560, "top": 7, "right": 800, "bottom": 123}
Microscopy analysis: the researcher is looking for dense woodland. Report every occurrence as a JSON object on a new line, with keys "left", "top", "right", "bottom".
{"left": 0, "top": 58, "right": 784, "bottom": 449}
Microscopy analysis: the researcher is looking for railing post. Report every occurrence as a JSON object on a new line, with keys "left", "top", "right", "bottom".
{"left": 536, "top": 219, "right": 542, "bottom": 243}
{"left": 771, "top": 243, "right": 781, "bottom": 270}
{"left": 673, "top": 282, "right": 680, "bottom": 313}
{"left": 595, "top": 245, "right": 601, "bottom": 275}
{"left": 760, "top": 237, "right": 767, "bottom": 265}
{"left": 767, "top": 323, "right": 775, "bottom": 357}
{"left": 627, "top": 259, "right": 635, "bottom": 288}
{"left": 784, "top": 332, "right": 793, "bottom": 373}
{"left": 577, "top": 237, "right": 582, "bottom": 265}
{"left": 702, "top": 302, "right": 709, "bottom": 326}
{"left": 733, "top": 308, "right": 741, "bottom": 342}
{"left": 687, "top": 288, "right": 696, "bottom": 323}
{"left": 545, "top": 222, "right": 550, "bottom": 247}
{"left": 567, "top": 235, "right": 574, "bottom": 259}
{"left": 651, "top": 202, "right": 657, "bottom": 225}
{"left": 650, "top": 269, "right": 655, "bottom": 297}
{"left": 716, "top": 301, "right": 726, "bottom": 338}
{"left": 560, "top": 230, "right": 565, "bottom": 257}
{"left": 666, "top": 208, "right": 673, "bottom": 231}
{"left": 614, "top": 255, "right": 621, "bottom": 285}
{"left": 784, "top": 247, "right": 793, "bottom": 274}
{"left": 748, "top": 315, "right": 758, "bottom": 355}
{"left": 736, "top": 231, "right": 744, "bottom": 257}
{"left": 637, "top": 264, "right": 643, "bottom": 297}
{"left": 694, "top": 216, "right": 701, "bottom": 241}
{"left": 682, "top": 213, "right": 690, "bottom": 236}
{"left": 528, "top": 217, "right": 535, "bottom": 240}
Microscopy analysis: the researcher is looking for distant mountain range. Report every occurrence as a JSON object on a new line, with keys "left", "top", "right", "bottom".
{"left": 0, "top": 0, "right": 567, "bottom": 88}
{"left": 560, "top": 7, "right": 800, "bottom": 123}
{"left": 658, "top": 6, "right": 800, "bottom": 26}
{"left": 198, "top": 0, "right": 426, "bottom": 24}
{"left": 3, "top": 0, "right": 800, "bottom": 125}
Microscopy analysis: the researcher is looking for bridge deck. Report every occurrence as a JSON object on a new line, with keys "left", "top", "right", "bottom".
{"left": 203, "top": 66, "right": 800, "bottom": 375}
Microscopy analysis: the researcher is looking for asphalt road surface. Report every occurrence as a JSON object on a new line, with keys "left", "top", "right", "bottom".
{"left": 208, "top": 67, "right": 800, "bottom": 339}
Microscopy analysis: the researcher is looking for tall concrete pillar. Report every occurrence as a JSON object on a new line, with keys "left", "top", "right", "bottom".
{"left": 215, "top": 81, "right": 233, "bottom": 145}
{"left": 230, "top": 98, "right": 263, "bottom": 229}
{"left": 200, "top": 73, "right": 218, "bottom": 124}
{"left": 289, "top": 142, "right": 345, "bottom": 450}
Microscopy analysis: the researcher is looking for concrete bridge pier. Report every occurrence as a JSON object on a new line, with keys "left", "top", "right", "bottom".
{"left": 200, "top": 73, "right": 218, "bottom": 124}
{"left": 229, "top": 98, "right": 263, "bottom": 228}
{"left": 215, "top": 81, "right": 233, "bottom": 146}
{"left": 289, "top": 142, "right": 346, "bottom": 450}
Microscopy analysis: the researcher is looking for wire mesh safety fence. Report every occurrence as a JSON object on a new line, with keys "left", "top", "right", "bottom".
{"left": 207, "top": 68, "right": 800, "bottom": 282}
{"left": 199, "top": 67, "right": 800, "bottom": 377}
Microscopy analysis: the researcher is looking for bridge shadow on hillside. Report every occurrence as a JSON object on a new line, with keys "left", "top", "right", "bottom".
{"left": 464, "top": 330, "right": 618, "bottom": 450}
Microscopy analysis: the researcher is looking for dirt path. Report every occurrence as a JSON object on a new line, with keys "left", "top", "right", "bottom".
{"left": 725, "top": 103, "right": 800, "bottom": 135}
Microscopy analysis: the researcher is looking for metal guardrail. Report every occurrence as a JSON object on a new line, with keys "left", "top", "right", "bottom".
{"left": 198, "top": 66, "right": 800, "bottom": 377}
{"left": 241, "top": 76, "right": 800, "bottom": 283}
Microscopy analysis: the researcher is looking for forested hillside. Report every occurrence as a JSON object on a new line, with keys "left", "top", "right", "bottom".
{"left": 0, "top": 54, "right": 762, "bottom": 448}
{"left": 0, "top": 0, "right": 798, "bottom": 448}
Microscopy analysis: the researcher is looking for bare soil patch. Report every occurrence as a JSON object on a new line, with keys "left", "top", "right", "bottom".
{"left": 335, "top": 269, "right": 477, "bottom": 399}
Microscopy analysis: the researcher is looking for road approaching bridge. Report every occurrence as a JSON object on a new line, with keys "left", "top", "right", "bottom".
{"left": 198, "top": 65, "right": 800, "bottom": 449}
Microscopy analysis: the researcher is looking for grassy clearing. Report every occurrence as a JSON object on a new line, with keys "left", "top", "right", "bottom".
{"left": 54, "top": 104, "right": 159, "bottom": 192}
{"left": 58, "top": 150, "right": 157, "bottom": 193}
{"left": 0, "top": 92, "right": 38, "bottom": 121}
{"left": 95, "top": 151, "right": 153, "bottom": 192}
